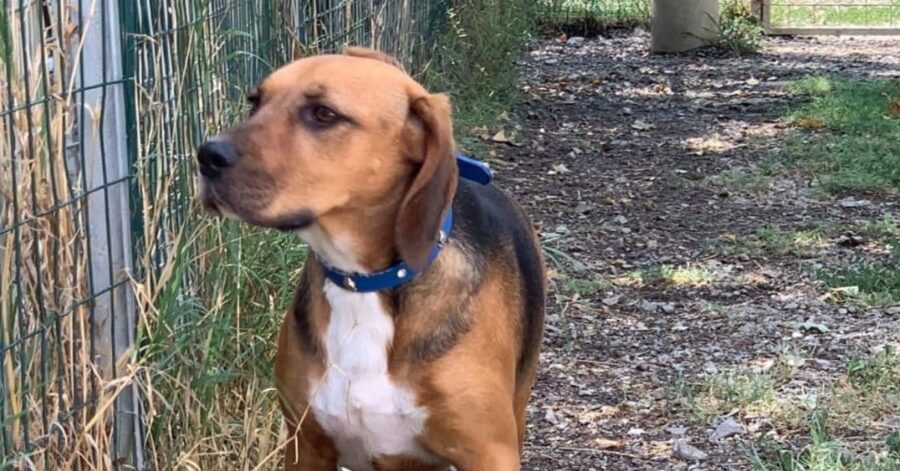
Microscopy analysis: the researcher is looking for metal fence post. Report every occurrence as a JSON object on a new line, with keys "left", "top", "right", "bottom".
{"left": 76, "top": 0, "right": 143, "bottom": 466}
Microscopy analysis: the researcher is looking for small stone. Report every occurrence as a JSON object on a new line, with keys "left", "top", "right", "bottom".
{"left": 785, "top": 302, "right": 799, "bottom": 310}
{"left": 703, "top": 362, "right": 718, "bottom": 374}
{"left": 886, "top": 306, "right": 900, "bottom": 315}
{"left": 641, "top": 300, "right": 659, "bottom": 312}
{"left": 566, "top": 36, "right": 585, "bottom": 46}
{"left": 571, "top": 259, "right": 588, "bottom": 273}
{"left": 837, "top": 234, "right": 865, "bottom": 247}
{"left": 661, "top": 303, "right": 676, "bottom": 314}
{"left": 544, "top": 408, "right": 560, "bottom": 425}
{"left": 709, "top": 417, "right": 743, "bottom": 441}
{"left": 627, "top": 427, "right": 645, "bottom": 436}
{"left": 667, "top": 426, "right": 688, "bottom": 435}
{"left": 839, "top": 197, "right": 870, "bottom": 208}
{"left": 673, "top": 439, "right": 708, "bottom": 461}
{"left": 575, "top": 202, "right": 592, "bottom": 214}
{"left": 613, "top": 215, "right": 628, "bottom": 225}
{"left": 602, "top": 295, "right": 621, "bottom": 306}
{"left": 544, "top": 58, "right": 559, "bottom": 65}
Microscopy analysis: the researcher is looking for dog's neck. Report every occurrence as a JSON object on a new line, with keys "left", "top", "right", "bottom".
{"left": 297, "top": 208, "right": 400, "bottom": 275}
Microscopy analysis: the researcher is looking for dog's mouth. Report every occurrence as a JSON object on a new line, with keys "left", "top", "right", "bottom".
{"left": 198, "top": 182, "right": 315, "bottom": 232}
{"left": 197, "top": 179, "right": 226, "bottom": 216}
{"left": 268, "top": 210, "right": 316, "bottom": 231}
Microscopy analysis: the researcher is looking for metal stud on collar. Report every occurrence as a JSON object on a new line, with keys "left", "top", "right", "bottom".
{"left": 343, "top": 277, "right": 357, "bottom": 291}
{"left": 438, "top": 230, "right": 448, "bottom": 246}
{"left": 397, "top": 268, "right": 408, "bottom": 279}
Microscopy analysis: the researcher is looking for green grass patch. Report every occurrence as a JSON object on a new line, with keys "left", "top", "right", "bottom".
{"left": 714, "top": 224, "right": 835, "bottom": 259}
{"left": 711, "top": 168, "right": 775, "bottom": 193}
{"left": 818, "top": 261, "right": 900, "bottom": 307}
{"left": 859, "top": 215, "right": 900, "bottom": 255}
{"left": 847, "top": 346, "right": 899, "bottom": 393}
{"left": 748, "top": 420, "right": 900, "bottom": 471}
{"left": 788, "top": 76, "right": 834, "bottom": 96}
{"left": 771, "top": 4, "right": 899, "bottom": 28}
{"left": 782, "top": 77, "right": 900, "bottom": 193}
{"left": 676, "top": 370, "right": 781, "bottom": 424}
{"left": 673, "top": 348, "right": 900, "bottom": 470}
{"left": 748, "top": 348, "right": 900, "bottom": 471}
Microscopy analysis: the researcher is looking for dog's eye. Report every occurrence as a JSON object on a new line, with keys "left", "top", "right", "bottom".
{"left": 312, "top": 105, "right": 338, "bottom": 124}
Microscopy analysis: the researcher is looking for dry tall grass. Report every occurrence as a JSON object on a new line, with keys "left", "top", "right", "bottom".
{"left": 0, "top": 1, "right": 118, "bottom": 468}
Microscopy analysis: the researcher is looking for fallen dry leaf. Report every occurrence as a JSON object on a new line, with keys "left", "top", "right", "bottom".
{"left": 593, "top": 438, "right": 625, "bottom": 450}
{"left": 491, "top": 129, "right": 510, "bottom": 143}
{"left": 796, "top": 118, "right": 826, "bottom": 129}
{"left": 888, "top": 100, "right": 900, "bottom": 116}
{"left": 546, "top": 269, "right": 565, "bottom": 281}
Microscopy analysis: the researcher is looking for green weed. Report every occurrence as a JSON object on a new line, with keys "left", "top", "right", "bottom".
{"left": 425, "top": 0, "right": 536, "bottom": 146}
{"left": 847, "top": 346, "right": 899, "bottom": 392}
{"left": 715, "top": 0, "right": 765, "bottom": 55}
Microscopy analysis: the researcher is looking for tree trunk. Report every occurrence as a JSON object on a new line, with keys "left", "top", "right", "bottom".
{"left": 651, "top": 0, "right": 719, "bottom": 53}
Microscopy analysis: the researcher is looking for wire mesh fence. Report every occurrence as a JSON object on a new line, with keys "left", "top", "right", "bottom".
{"left": 0, "top": 0, "right": 448, "bottom": 468}
{"left": 538, "top": 0, "right": 651, "bottom": 28}
{"left": 768, "top": 0, "right": 900, "bottom": 28}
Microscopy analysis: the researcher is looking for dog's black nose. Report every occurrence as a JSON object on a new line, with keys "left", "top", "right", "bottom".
{"left": 197, "top": 139, "right": 239, "bottom": 179}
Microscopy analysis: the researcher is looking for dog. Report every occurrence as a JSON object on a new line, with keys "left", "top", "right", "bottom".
{"left": 196, "top": 47, "right": 545, "bottom": 471}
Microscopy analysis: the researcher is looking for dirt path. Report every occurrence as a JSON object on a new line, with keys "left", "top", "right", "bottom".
{"left": 491, "top": 32, "right": 900, "bottom": 470}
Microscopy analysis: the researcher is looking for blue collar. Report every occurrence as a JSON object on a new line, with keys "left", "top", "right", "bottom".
{"left": 319, "top": 153, "right": 492, "bottom": 293}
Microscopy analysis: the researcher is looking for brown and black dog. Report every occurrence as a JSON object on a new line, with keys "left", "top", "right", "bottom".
{"left": 196, "top": 47, "right": 545, "bottom": 471}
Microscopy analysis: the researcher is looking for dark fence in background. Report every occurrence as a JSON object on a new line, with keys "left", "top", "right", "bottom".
{"left": 539, "top": 0, "right": 651, "bottom": 29}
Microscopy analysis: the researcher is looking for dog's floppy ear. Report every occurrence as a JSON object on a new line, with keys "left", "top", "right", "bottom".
{"left": 396, "top": 93, "right": 458, "bottom": 270}
{"left": 342, "top": 46, "right": 404, "bottom": 71}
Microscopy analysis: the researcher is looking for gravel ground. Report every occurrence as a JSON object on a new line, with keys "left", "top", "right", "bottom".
{"left": 486, "top": 31, "right": 900, "bottom": 470}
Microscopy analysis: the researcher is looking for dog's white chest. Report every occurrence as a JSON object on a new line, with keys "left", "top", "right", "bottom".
{"left": 309, "top": 282, "right": 432, "bottom": 470}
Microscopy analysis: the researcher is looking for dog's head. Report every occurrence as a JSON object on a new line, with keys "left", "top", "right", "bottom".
{"left": 196, "top": 47, "right": 457, "bottom": 270}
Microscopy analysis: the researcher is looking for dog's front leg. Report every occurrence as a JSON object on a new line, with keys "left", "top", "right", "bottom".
{"left": 456, "top": 444, "right": 521, "bottom": 471}
{"left": 281, "top": 420, "right": 339, "bottom": 471}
